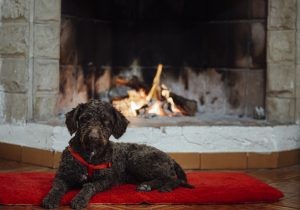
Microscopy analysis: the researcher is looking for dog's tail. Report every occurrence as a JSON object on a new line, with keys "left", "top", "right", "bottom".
{"left": 173, "top": 161, "right": 195, "bottom": 189}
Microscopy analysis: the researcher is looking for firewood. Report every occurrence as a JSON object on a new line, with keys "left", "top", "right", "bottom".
{"left": 169, "top": 92, "right": 198, "bottom": 116}
{"left": 146, "top": 64, "right": 163, "bottom": 102}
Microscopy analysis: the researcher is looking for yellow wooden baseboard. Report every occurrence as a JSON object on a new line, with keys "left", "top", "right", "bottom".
{"left": 0, "top": 142, "right": 299, "bottom": 169}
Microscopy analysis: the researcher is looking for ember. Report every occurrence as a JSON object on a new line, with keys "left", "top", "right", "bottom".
{"left": 111, "top": 64, "right": 197, "bottom": 118}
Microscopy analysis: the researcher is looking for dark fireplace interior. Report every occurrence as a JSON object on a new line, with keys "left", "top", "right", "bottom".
{"left": 58, "top": 0, "right": 267, "bottom": 120}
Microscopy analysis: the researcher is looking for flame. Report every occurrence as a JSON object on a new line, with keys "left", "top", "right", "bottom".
{"left": 57, "top": 64, "right": 185, "bottom": 117}
{"left": 112, "top": 83, "right": 185, "bottom": 117}
{"left": 147, "top": 101, "right": 168, "bottom": 116}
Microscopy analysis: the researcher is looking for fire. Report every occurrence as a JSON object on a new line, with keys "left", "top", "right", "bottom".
{"left": 113, "top": 64, "right": 188, "bottom": 117}
{"left": 57, "top": 63, "right": 197, "bottom": 118}
{"left": 113, "top": 83, "right": 185, "bottom": 117}
{"left": 147, "top": 100, "right": 168, "bottom": 116}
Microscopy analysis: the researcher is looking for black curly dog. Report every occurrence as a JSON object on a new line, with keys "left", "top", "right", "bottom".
{"left": 42, "top": 99, "right": 194, "bottom": 209}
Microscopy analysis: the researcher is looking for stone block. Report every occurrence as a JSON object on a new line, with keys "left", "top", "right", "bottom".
{"left": 247, "top": 152, "right": 279, "bottom": 169}
{"left": 21, "top": 146, "right": 54, "bottom": 168}
{"left": 298, "top": 0, "right": 300, "bottom": 29}
{"left": 296, "top": 31, "right": 300, "bottom": 65}
{"left": 201, "top": 153, "right": 247, "bottom": 169}
{"left": 1, "top": 0, "right": 30, "bottom": 22}
{"left": 168, "top": 153, "right": 200, "bottom": 169}
{"left": 278, "top": 149, "right": 300, "bottom": 167}
{"left": 268, "top": 0, "right": 296, "bottom": 30}
{"left": 296, "top": 99, "right": 300, "bottom": 123}
{"left": 245, "top": 70, "right": 265, "bottom": 117}
{"left": 0, "top": 23, "right": 28, "bottom": 57}
{"left": 1, "top": 92, "right": 27, "bottom": 123}
{"left": 0, "top": 58, "right": 28, "bottom": 93}
{"left": 268, "top": 30, "right": 295, "bottom": 63}
{"left": 34, "top": 59, "right": 59, "bottom": 91}
{"left": 34, "top": 94, "right": 58, "bottom": 121}
{"left": 34, "top": 23, "right": 60, "bottom": 59}
{"left": 296, "top": 65, "right": 300, "bottom": 99}
{"left": 34, "top": 0, "right": 60, "bottom": 21}
{"left": 267, "top": 62, "right": 295, "bottom": 98}
{"left": 251, "top": 0, "right": 267, "bottom": 18}
{"left": 224, "top": 70, "right": 247, "bottom": 116}
{"left": 266, "top": 97, "right": 295, "bottom": 123}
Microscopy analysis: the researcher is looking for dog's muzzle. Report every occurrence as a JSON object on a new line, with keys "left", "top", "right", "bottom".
{"left": 88, "top": 128, "right": 100, "bottom": 141}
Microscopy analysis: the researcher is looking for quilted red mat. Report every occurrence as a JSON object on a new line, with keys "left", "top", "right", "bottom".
{"left": 0, "top": 172, "right": 283, "bottom": 205}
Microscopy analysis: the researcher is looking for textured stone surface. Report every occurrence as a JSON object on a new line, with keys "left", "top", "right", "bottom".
{"left": 268, "top": 30, "right": 295, "bottom": 62}
{"left": 34, "top": 59, "right": 59, "bottom": 91}
{"left": 245, "top": 70, "right": 265, "bottom": 117}
{"left": 268, "top": 0, "right": 296, "bottom": 30}
{"left": 0, "top": 24, "right": 28, "bottom": 57}
{"left": 34, "top": 23, "right": 60, "bottom": 58}
{"left": 225, "top": 70, "right": 247, "bottom": 116}
{"left": 1, "top": 123, "right": 300, "bottom": 153}
{"left": 34, "top": 94, "right": 58, "bottom": 121}
{"left": 267, "top": 62, "right": 295, "bottom": 97}
{"left": 34, "top": 0, "right": 60, "bottom": 21}
{"left": 296, "top": 65, "right": 300, "bottom": 99}
{"left": 2, "top": 92, "right": 27, "bottom": 123}
{"left": 296, "top": 99, "right": 300, "bottom": 123}
{"left": 297, "top": 30, "right": 300, "bottom": 65}
{"left": 298, "top": 0, "right": 300, "bottom": 30}
{"left": 1, "top": 0, "right": 29, "bottom": 21}
{"left": 266, "top": 97, "right": 295, "bottom": 123}
{"left": 0, "top": 58, "right": 28, "bottom": 93}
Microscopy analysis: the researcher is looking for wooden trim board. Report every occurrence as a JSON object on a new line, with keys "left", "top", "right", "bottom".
{"left": 0, "top": 142, "right": 299, "bottom": 169}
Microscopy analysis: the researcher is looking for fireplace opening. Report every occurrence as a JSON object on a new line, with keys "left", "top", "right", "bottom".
{"left": 58, "top": 0, "right": 267, "bottom": 120}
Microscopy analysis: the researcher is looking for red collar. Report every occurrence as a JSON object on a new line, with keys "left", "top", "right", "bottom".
{"left": 67, "top": 146, "right": 112, "bottom": 177}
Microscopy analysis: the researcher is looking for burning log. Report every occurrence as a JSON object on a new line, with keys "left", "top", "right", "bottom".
{"left": 98, "top": 86, "right": 131, "bottom": 102}
{"left": 146, "top": 64, "right": 163, "bottom": 102}
{"left": 168, "top": 92, "right": 198, "bottom": 116}
{"left": 111, "top": 63, "right": 198, "bottom": 117}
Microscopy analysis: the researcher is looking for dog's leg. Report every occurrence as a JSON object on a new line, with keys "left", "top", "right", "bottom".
{"left": 70, "top": 179, "right": 112, "bottom": 209}
{"left": 136, "top": 178, "right": 182, "bottom": 192}
{"left": 42, "top": 178, "right": 70, "bottom": 209}
{"left": 136, "top": 179, "right": 164, "bottom": 192}
{"left": 157, "top": 178, "right": 181, "bottom": 192}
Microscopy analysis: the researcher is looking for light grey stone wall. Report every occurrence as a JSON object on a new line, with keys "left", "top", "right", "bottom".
{"left": 296, "top": 0, "right": 300, "bottom": 123}
{"left": 0, "top": 0, "right": 298, "bottom": 124}
{"left": 267, "top": 0, "right": 298, "bottom": 123}
{"left": 0, "top": 0, "right": 60, "bottom": 123}
{"left": 32, "top": 0, "right": 60, "bottom": 121}
{"left": 0, "top": 0, "right": 30, "bottom": 123}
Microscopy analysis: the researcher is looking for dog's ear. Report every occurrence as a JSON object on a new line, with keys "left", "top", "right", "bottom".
{"left": 65, "top": 104, "right": 84, "bottom": 135}
{"left": 112, "top": 107, "right": 129, "bottom": 139}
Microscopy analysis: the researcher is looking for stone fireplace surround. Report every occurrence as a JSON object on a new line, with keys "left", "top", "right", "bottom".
{"left": 0, "top": 0, "right": 299, "bottom": 167}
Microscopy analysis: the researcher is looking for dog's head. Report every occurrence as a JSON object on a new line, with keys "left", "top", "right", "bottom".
{"left": 65, "top": 99, "right": 129, "bottom": 151}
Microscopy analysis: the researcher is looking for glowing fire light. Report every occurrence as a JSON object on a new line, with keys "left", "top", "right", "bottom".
{"left": 113, "top": 83, "right": 184, "bottom": 117}
{"left": 147, "top": 101, "right": 168, "bottom": 116}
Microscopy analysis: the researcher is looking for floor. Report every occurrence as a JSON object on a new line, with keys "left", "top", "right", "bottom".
{"left": 0, "top": 158, "right": 299, "bottom": 210}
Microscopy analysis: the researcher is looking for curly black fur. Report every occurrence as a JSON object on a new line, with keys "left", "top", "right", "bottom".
{"left": 42, "top": 99, "right": 194, "bottom": 209}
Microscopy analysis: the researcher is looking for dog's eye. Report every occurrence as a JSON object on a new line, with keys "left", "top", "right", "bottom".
{"left": 79, "top": 116, "right": 89, "bottom": 123}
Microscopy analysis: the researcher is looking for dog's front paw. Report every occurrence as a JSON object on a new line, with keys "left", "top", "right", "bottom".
{"left": 70, "top": 195, "right": 89, "bottom": 209}
{"left": 42, "top": 194, "right": 59, "bottom": 209}
{"left": 136, "top": 184, "right": 152, "bottom": 192}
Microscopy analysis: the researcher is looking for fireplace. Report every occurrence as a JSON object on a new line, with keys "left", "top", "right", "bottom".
{"left": 0, "top": 0, "right": 299, "bottom": 169}
{"left": 57, "top": 0, "right": 267, "bottom": 120}
{"left": 0, "top": 0, "right": 298, "bottom": 124}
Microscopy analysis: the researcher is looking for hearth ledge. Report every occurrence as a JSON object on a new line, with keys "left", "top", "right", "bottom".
{"left": 0, "top": 123, "right": 299, "bottom": 153}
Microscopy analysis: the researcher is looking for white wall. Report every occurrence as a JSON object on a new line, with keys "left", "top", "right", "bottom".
{"left": 0, "top": 123, "right": 299, "bottom": 153}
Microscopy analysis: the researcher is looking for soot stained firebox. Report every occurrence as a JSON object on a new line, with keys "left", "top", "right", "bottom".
{"left": 58, "top": 0, "right": 267, "bottom": 119}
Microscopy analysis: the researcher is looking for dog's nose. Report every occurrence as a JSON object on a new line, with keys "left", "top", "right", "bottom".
{"left": 89, "top": 128, "right": 99, "bottom": 140}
